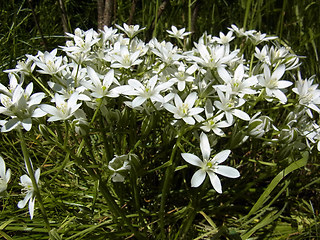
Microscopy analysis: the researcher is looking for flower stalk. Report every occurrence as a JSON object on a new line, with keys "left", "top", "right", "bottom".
{"left": 18, "top": 129, "right": 51, "bottom": 231}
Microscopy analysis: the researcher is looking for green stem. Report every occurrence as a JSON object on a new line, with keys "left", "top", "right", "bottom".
{"left": 159, "top": 135, "right": 182, "bottom": 238}
{"left": 177, "top": 179, "right": 209, "bottom": 239}
{"left": 243, "top": 0, "right": 252, "bottom": 31}
{"left": 18, "top": 129, "right": 51, "bottom": 231}
{"left": 29, "top": 73, "right": 53, "bottom": 98}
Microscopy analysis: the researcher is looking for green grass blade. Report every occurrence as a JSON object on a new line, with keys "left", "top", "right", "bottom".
{"left": 246, "top": 151, "right": 308, "bottom": 219}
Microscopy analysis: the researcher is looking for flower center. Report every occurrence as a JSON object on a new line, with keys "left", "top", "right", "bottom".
{"left": 179, "top": 103, "right": 189, "bottom": 116}
{"left": 267, "top": 77, "right": 278, "bottom": 89}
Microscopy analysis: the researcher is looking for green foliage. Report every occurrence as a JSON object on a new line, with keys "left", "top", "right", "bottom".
{"left": 0, "top": 0, "right": 319, "bottom": 239}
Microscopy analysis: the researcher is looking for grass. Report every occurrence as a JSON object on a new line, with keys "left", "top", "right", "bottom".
{"left": 0, "top": 0, "right": 319, "bottom": 239}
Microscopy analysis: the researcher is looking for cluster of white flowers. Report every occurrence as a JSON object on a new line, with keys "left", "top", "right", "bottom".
{"left": 1, "top": 23, "right": 319, "bottom": 218}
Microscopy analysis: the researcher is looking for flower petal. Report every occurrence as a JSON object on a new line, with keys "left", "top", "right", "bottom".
{"left": 212, "top": 150, "right": 231, "bottom": 164}
{"left": 181, "top": 153, "right": 202, "bottom": 167}
{"left": 215, "top": 165, "right": 240, "bottom": 178}
{"left": 207, "top": 171, "right": 222, "bottom": 193}
{"left": 191, "top": 169, "right": 206, "bottom": 187}
{"left": 2, "top": 118, "right": 20, "bottom": 132}
{"left": 232, "top": 109, "right": 250, "bottom": 121}
{"left": 18, "top": 191, "right": 32, "bottom": 209}
{"left": 29, "top": 197, "right": 36, "bottom": 219}
{"left": 22, "top": 118, "right": 32, "bottom": 131}
{"left": 132, "top": 96, "right": 146, "bottom": 108}
{"left": 200, "top": 132, "right": 211, "bottom": 160}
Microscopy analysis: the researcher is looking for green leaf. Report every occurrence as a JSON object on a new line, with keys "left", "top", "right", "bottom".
{"left": 246, "top": 152, "right": 308, "bottom": 219}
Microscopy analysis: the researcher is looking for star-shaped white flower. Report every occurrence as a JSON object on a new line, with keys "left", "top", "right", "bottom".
{"left": 115, "top": 75, "right": 173, "bottom": 108}
{"left": 18, "top": 168, "right": 40, "bottom": 219}
{"left": 166, "top": 26, "right": 191, "bottom": 39}
{"left": 181, "top": 132, "right": 240, "bottom": 193}
{"left": 115, "top": 23, "right": 145, "bottom": 38}
{"left": 40, "top": 92, "right": 82, "bottom": 121}
{"left": 258, "top": 64, "right": 292, "bottom": 103}
{"left": 164, "top": 92, "right": 203, "bottom": 125}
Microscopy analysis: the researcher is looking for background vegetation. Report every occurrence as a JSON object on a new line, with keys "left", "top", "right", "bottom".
{"left": 0, "top": 0, "right": 319, "bottom": 239}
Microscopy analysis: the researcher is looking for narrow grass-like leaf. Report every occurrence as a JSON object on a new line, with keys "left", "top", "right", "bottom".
{"left": 242, "top": 204, "right": 287, "bottom": 239}
{"left": 246, "top": 152, "right": 308, "bottom": 219}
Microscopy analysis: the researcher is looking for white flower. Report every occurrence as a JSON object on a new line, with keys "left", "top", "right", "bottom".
{"left": 115, "top": 23, "right": 145, "bottom": 38}
{"left": 198, "top": 100, "right": 230, "bottom": 136}
{"left": 0, "top": 156, "right": 11, "bottom": 193}
{"left": 0, "top": 73, "right": 21, "bottom": 98}
{"left": 82, "top": 67, "right": 119, "bottom": 99}
{"left": 214, "top": 88, "right": 250, "bottom": 124}
{"left": 255, "top": 46, "right": 271, "bottom": 65}
{"left": 258, "top": 64, "right": 292, "bottom": 103}
{"left": 249, "top": 31, "right": 277, "bottom": 45}
{"left": 217, "top": 64, "right": 257, "bottom": 96}
{"left": 40, "top": 92, "right": 82, "bottom": 121}
{"left": 149, "top": 39, "right": 182, "bottom": 65}
{"left": 181, "top": 132, "right": 240, "bottom": 193}
{"left": 64, "top": 28, "right": 100, "bottom": 54}
{"left": 0, "top": 82, "right": 46, "bottom": 132}
{"left": 212, "top": 31, "right": 234, "bottom": 44}
{"left": 292, "top": 75, "right": 320, "bottom": 117}
{"left": 3, "top": 58, "right": 35, "bottom": 76}
{"left": 108, "top": 155, "right": 131, "bottom": 182}
{"left": 32, "top": 49, "right": 65, "bottom": 75}
{"left": 18, "top": 168, "right": 40, "bottom": 219}
{"left": 110, "top": 43, "right": 143, "bottom": 69}
{"left": 169, "top": 63, "right": 197, "bottom": 91}
{"left": 164, "top": 92, "right": 203, "bottom": 125}
{"left": 116, "top": 75, "right": 173, "bottom": 108}
{"left": 166, "top": 26, "right": 191, "bottom": 39}
{"left": 228, "top": 24, "right": 256, "bottom": 38}
{"left": 192, "top": 43, "right": 239, "bottom": 69}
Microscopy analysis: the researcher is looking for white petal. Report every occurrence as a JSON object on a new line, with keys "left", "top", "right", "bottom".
{"left": 87, "top": 66, "right": 101, "bottom": 87}
{"left": 6, "top": 168, "right": 11, "bottom": 183}
{"left": 148, "top": 75, "right": 158, "bottom": 90}
{"left": 274, "top": 89, "right": 287, "bottom": 103}
{"left": 215, "top": 165, "right": 240, "bottom": 178}
{"left": 183, "top": 116, "right": 195, "bottom": 125}
{"left": 22, "top": 118, "right": 32, "bottom": 131}
{"left": 200, "top": 132, "right": 211, "bottom": 160}
{"left": 177, "top": 81, "right": 186, "bottom": 91}
{"left": 212, "top": 150, "right": 231, "bottom": 164}
{"left": 232, "top": 109, "right": 250, "bottom": 121}
{"left": 111, "top": 173, "right": 125, "bottom": 182}
{"left": 164, "top": 103, "right": 177, "bottom": 114}
{"left": 189, "top": 107, "right": 204, "bottom": 115}
{"left": 18, "top": 191, "right": 32, "bottom": 209}
{"left": 234, "top": 64, "right": 244, "bottom": 80}
{"left": 181, "top": 153, "right": 202, "bottom": 167}
{"left": 68, "top": 92, "right": 79, "bottom": 107}
{"left": 132, "top": 96, "right": 146, "bottom": 108}
{"left": 0, "top": 157, "right": 5, "bottom": 179}
{"left": 207, "top": 171, "right": 222, "bottom": 193}
{"left": 2, "top": 118, "right": 20, "bottom": 132}
{"left": 29, "top": 197, "right": 36, "bottom": 219}
{"left": 174, "top": 94, "right": 183, "bottom": 107}
{"left": 40, "top": 104, "right": 59, "bottom": 116}
{"left": 185, "top": 92, "right": 197, "bottom": 107}
{"left": 217, "top": 67, "right": 231, "bottom": 83}
{"left": 277, "top": 80, "right": 293, "bottom": 89}
{"left": 35, "top": 168, "right": 41, "bottom": 183}
{"left": 272, "top": 64, "right": 285, "bottom": 80}
{"left": 31, "top": 108, "right": 47, "bottom": 118}
{"left": 191, "top": 169, "right": 206, "bottom": 187}
{"left": 128, "top": 79, "right": 144, "bottom": 90}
